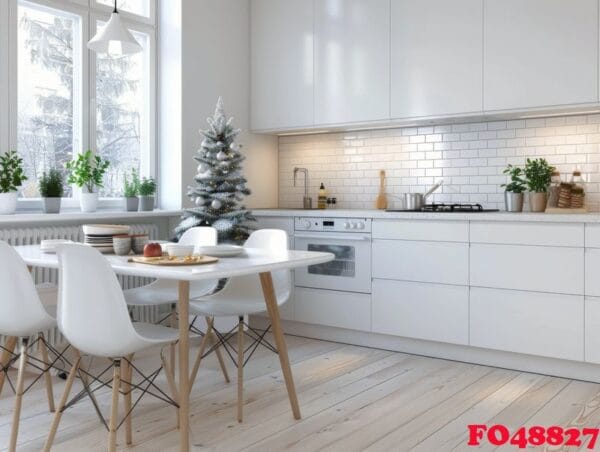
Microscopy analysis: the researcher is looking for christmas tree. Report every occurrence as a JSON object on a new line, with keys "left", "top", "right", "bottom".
{"left": 174, "top": 98, "right": 255, "bottom": 243}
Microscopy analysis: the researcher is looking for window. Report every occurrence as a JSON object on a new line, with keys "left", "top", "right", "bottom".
{"left": 17, "top": 2, "right": 82, "bottom": 198}
{"left": 3, "top": 0, "right": 156, "bottom": 205}
{"left": 96, "top": 0, "right": 150, "bottom": 18}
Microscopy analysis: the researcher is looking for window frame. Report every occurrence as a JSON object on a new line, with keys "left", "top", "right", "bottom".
{"left": 3, "top": 0, "right": 157, "bottom": 211}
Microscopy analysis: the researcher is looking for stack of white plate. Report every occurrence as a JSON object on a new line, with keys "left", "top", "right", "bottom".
{"left": 82, "top": 224, "right": 130, "bottom": 254}
{"left": 40, "top": 239, "right": 74, "bottom": 254}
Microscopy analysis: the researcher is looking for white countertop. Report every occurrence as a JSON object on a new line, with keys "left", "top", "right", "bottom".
{"left": 0, "top": 209, "right": 182, "bottom": 225}
{"left": 252, "top": 208, "right": 600, "bottom": 223}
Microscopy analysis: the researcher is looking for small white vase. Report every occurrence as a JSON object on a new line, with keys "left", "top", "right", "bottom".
{"left": 80, "top": 192, "right": 99, "bottom": 213}
{"left": 0, "top": 192, "right": 18, "bottom": 215}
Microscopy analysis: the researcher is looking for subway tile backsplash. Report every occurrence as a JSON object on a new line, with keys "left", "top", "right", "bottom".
{"left": 278, "top": 114, "right": 600, "bottom": 211}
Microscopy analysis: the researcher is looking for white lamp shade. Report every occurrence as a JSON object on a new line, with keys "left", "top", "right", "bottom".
{"left": 87, "top": 12, "right": 142, "bottom": 56}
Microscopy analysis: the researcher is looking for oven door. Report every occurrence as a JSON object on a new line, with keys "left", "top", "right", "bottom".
{"left": 293, "top": 232, "right": 372, "bottom": 294}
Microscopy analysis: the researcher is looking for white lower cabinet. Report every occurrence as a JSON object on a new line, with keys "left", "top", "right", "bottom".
{"left": 470, "top": 287, "right": 584, "bottom": 361}
{"left": 372, "top": 240, "right": 469, "bottom": 285}
{"left": 585, "top": 249, "right": 600, "bottom": 296}
{"left": 470, "top": 243, "right": 584, "bottom": 295}
{"left": 294, "top": 287, "right": 371, "bottom": 332}
{"left": 585, "top": 297, "right": 600, "bottom": 363}
{"left": 372, "top": 279, "right": 469, "bottom": 345}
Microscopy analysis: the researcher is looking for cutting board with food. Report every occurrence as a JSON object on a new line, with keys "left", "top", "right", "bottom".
{"left": 128, "top": 255, "right": 219, "bottom": 266}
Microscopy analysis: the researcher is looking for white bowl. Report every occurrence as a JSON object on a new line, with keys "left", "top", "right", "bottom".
{"left": 166, "top": 244, "right": 195, "bottom": 258}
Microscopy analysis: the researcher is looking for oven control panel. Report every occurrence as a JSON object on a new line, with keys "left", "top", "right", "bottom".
{"left": 295, "top": 217, "right": 372, "bottom": 232}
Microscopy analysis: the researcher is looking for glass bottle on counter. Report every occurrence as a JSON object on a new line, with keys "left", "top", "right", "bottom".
{"left": 547, "top": 171, "right": 561, "bottom": 208}
{"left": 570, "top": 170, "right": 585, "bottom": 209}
{"left": 318, "top": 183, "right": 327, "bottom": 209}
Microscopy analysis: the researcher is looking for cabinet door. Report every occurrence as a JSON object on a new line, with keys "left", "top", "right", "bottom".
{"left": 372, "top": 279, "right": 469, "bottom": 345}
{"left": 585, "top": 297, "right": 600, "bottom": 363}
{"left": 470, "top": 287, "right": 584, "bottom": 361}
{"left": 251, "top": 0, "right": 314, "bottom": 130}
{"left": 391, "top": 0, "right": 483, "bottom": 118}
{"left": 484, "top": 0, "right": 598, "bottom": 111}
{"left": 314, "top": 0, "right": 390, "bottom": 125}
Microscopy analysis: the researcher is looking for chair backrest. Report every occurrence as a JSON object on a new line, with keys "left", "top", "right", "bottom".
{"left": 178, "top": 227, "right": 217, "bottom": 253}
{"left": 0, "top": 241, "right": 53, "bottom": 337}
{"left": 56, "top": 243, "right": 141, "bottom": 357}
{"left": 221, "top": 229, "right": 291, "bottom": 305}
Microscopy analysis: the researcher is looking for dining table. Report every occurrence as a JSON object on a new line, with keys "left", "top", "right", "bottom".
{"left": 11, "top": 244, "right": 334, "bottom": 452}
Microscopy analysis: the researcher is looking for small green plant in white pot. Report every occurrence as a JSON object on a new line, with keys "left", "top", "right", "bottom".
{"left": 524, "top": 158, "right": 555, "bottom": 212}
{"left": 501, "top": 164, "right": 526, "bottom": 212}
{"left": 122, "top": 169, "right": 140, "bottom": 212}
{"left": 0, "top": 151, "right": 27, "bottom": 215}
{"left": 138, "top": 177, "right": 156, "bottom": 211}
{"left": 39, "top": 169, "right": 64, "bottom": 214}
{"left": 65, "top": 150, "right": 110, "bottom": 213}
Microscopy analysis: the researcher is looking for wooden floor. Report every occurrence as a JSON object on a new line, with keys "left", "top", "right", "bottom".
{"left": 1, "top": 334, "right": 600, "bottom": 451}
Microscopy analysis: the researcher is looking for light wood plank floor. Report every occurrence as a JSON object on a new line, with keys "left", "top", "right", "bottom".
{"left": 1, "top": 334, "right": 599, "bottom": 451}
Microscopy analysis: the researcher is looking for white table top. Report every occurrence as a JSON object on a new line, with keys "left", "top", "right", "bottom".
{"left": 15, "top": 245, "right": 334, "bottom": 281}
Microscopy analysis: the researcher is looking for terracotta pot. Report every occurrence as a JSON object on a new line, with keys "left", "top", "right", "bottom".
{"left": 529, "top": 192, "right": 548, "bottom": 213}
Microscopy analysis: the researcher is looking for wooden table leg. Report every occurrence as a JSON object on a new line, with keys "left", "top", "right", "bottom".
{"left": 0, "top": 336, "right": 18, "bottom": 397}
{"left": 178, "top": 280, "right": 190, "bottom": 452}
{"left": 259, "top": 272, "right": 301, "bottom": 420}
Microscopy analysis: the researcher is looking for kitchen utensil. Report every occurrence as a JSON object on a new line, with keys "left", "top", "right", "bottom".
{"left": 402, "top": 180, "right": 444, "bottom": 211}
{"left": 375, "top": 170, "right": 388, "bottom": 210}
{"left": 128, "top": 255, "right": 219, "bottom": 266}
{"left": 195, "top": 244, "right": 244, "bottom": 257}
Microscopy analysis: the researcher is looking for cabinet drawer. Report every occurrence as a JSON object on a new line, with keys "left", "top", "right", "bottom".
{"left": 585, "top": 297, "right": 600, "bottom": 363}
{"left": 373, "top": 240, "right": 469, "bottom": 285}
{"left": 470, "top": 244, "right": 583, "bottom": 295}
{"left": 373, "top": 220, "right": 468, "bottom": 242}
{"left": 585, "top": 249, "right": 600, "bottom": 296}
{"left": 470, "top": 287, "right": 584, "bottom": 361}
{"left": 470, "top": 222, "right": 583, "bottom": 247}
{"left": 585, "top": 224, "right": 600, "bottom": 248}
{"left": 372, "top": 279, "right": 468, "bottom": 345}
{"left": 294, "top": 287, "right": 371, "bottom": 332}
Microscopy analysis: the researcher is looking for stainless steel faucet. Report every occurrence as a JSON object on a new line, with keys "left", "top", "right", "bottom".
{"left": 293, "top": 167, "right": 312, "bottom": 209}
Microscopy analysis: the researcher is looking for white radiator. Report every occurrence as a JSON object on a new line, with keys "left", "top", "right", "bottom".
{"left": 0, "top": 223, "right": 161, "bottom": 346}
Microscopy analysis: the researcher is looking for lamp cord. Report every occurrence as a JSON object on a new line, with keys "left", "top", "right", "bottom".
{"left": 113, "top": 0, "right": 118, "bottom": 13}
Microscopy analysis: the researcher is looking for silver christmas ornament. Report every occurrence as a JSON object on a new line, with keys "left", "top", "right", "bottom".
{"left": 217, "top": 150, "right": 228, "bottom": 161}
{"left": 197, "top": 163, "right": 208, "bottom": 173}
{"left": 230, "top": 143, "right": 239, "bottom": 151}
{"left": 211, "top": 199, "right": 222, "bottom": 209}
{"left": 195, "top": 197, "right": 202, "bottom": 206}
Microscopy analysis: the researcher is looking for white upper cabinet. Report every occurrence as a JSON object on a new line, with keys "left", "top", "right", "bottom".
{"left": 314, "top": 0, "right": 390, "bottom": 125}
{"left": 391, "top": 0, "right": 483, "bottom": 119}
{"left": 250, "top": 0, "right": 314, "bottom": 130}
{"left": 484, "top": 0, "right": 598, "bottom": 111}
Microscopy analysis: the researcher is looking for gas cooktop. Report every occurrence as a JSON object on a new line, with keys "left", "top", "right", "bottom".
{"left": 386, "top": 203, "right": 500, "bottom": 213}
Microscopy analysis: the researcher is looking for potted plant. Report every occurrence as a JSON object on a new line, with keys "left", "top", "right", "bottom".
{"left": 39, "top": 169, "right": 64, "bottom": 214}
{"left": 501, "top": 164, "right": 526, "bottom": 212}
{"left": 122, "top": 169, "right": 140, "bottom": 212}
{"left": 0, "top": 151, "right": 27, "bottom": 215}
{"left": 65, "top": 150, "right": 110, "bottom": 213}
{"left": 524, "top": 158, "right": 555, "bottom": 212}
{"left": 138, "top": 177, "right": 156, "bottom": 211}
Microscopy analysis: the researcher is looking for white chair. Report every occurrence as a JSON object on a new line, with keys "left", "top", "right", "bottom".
{"left": 44, "top": 243, "right": 180, "bottom": 452}
{"left": 0, "top": 241, "right": 61, "bottom": 452}
{"left": 187, "top": 229, "right": 292, "bottom": 422}
{"left": 123, "top": 226, "right": 230, "bottom": 382}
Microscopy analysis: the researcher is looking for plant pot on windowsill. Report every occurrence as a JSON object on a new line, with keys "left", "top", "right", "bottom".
{"left": 529, "top": 192, "right": 548, "bottom": 212}
{"left": 124, "top": 197, "right": 139, "bottom": 212}
{"left": 42, "top": 197, "right": 61, "bottom": 214}
{"left": 138, "top": 195, "right": 154, "bottom": 211}
{"left": 504, "top": 191, "right": 524, "bottom": 212}
{"left": 0, "top": 192, "right": 18, "bottom": 215}
{"left": 80, "top": 192, "right": 99, "bottom": 213}
{"left": 65, "top": 150, "right": 110, "bottom": 214}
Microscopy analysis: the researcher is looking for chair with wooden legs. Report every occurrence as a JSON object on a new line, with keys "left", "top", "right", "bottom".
{"left": 123, "top": 226, "right": 230, "bottom": 383}
{"left": 187, "top": 229, "right": 293, "bottom": 422}
{"left": 43, "top": 244, "right": 180, "bottom": 452}
{"left": 0, "top": 241, "right": 65, "bottom": 452}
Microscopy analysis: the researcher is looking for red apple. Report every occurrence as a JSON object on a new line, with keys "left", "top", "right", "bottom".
{"left": 143, "top": 242, "right": 163, "bottom": 258}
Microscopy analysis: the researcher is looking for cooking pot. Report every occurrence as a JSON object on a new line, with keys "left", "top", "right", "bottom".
{"left": 402, "top": 181, "right": 443, "bottom": 211}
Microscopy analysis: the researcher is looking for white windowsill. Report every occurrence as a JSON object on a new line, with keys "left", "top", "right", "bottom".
{"left": 0, "top": 209, "right": 182, "bottom": 225}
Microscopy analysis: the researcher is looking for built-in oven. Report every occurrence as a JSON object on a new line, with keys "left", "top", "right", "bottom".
{"left": 293, "top": 217, "right": 372, "bottom": 294}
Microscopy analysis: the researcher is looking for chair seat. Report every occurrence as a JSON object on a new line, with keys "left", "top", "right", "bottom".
{"left": 124, "top": 279, "right": 218, "bottom": 306}
{"left": 133, "top": 323, "right": 180, "bottom": 344}
{"left": 190, "top": 298, "right": 269, "bottom": 317}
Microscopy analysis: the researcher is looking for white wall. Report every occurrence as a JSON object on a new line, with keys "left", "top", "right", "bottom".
{"left": 177, "top": 0, "right": 278, "bottom": 209}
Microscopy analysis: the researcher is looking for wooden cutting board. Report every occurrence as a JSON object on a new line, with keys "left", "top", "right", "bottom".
{"left": 375, "top": 169, "right": 388, "bottom": 210}
{"left": 128, "top": 255, "right": 219, "bottom": 266}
